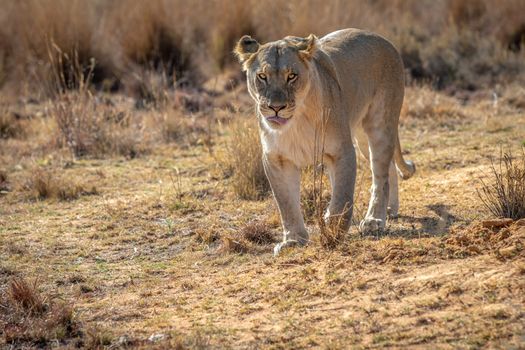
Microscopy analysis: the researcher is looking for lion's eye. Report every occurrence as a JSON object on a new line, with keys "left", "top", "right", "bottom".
{"left": 287, "top": 73, "right": 297, "bottom": 82}
{"left": 257, "top": 73, "right": 267, "bottom": 81}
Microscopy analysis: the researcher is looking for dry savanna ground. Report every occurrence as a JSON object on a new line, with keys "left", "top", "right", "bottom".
{"left": 1, "top": 80, "right": 525, "bottom": 349}
{"left": 1, "top": 0, "right": 525, "bottom": 348}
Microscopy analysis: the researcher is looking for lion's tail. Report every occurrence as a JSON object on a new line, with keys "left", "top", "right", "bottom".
{"left": 394, "top": 136, "right": 416, "bottom": 180}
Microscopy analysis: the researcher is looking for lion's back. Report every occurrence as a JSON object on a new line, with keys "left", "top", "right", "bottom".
{"left": 319, "top": 28, "right": 404, "bottom": 93}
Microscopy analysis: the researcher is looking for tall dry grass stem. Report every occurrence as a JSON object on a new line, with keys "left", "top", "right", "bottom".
{"left": 313, "top": 109, "right": 349, "bottom": 249}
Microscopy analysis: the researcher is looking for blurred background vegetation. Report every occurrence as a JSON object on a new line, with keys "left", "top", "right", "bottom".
{"left": 0, "top": 0, "right": 524, "bottom": 100}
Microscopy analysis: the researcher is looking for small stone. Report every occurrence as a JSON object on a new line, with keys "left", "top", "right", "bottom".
{"left": 148, "top": 333, "right": 166, "bottom": 342}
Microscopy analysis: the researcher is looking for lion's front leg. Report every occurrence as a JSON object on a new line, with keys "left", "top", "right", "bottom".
{"left": 325, "top": 148, "right": 357, "bottom": 233}
{"left": 263, "top": 155, "right": 308, "bottom": 255}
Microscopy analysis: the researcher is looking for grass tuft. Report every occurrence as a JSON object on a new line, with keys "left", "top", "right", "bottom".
{"left": 23, "top": 167, "right": 97, "bottom": 201}
{"left": 53, "top": 92, "right": 147, "bottom": 159}
{"left": 223, "top": 119, "right": 269, "bottom": 200}
{"left": 478, "top": 149, "right": 525, "bottom": 220}
{"left": 1, "top": 277, "right": 79, "bottom": 347}
{"left": 0, "top": 110, "right": 25, "bottom": 139}
{"left": 7, "top": 278, "right": 47, "bottom": 315}
{"left": 240, "top": 221, "right": 276, "bottom": 245}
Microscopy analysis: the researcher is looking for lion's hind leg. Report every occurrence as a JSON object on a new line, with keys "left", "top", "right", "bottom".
{"left": 388, "top": 162, "right": 399, "bottom": 218}
{"left": 359, "top": 97, "right": 398, "bottom": 233}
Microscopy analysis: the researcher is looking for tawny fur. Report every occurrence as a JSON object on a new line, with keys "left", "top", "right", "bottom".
{"left": 235, "top": 28, "right": 416, "bottom": 254}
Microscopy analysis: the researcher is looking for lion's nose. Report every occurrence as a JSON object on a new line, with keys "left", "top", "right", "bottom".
{"left": 269, "top": 104, "right": 286, "bottom": 113}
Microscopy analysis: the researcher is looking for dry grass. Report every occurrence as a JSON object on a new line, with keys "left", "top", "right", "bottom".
{"left": 22, "top": 166, "right": 97, "bottom": 201}
{"left": 0, "top": 169, "right": 9, "bottom": 194}
{"left": 223, "top": 118, "right": 269, "bottom": 200}
{"left": 1, "top": 1, "right": 525, "bottom": 348}
{"left": 52, "top": 92, "right": 149, "bottom": 158}
{"left": 0, "top": 0, "right": 524, "bottom": 96}
{"left": 402, "top": 86, "right": 468, "bottom": 120}
{"left": 1, "top": 90, "right": 525, "bottom": 347}
{"left": 478, "top": 150, "right": 525, "bottom": 220}
{"left": 239, "top": 221, "right": 276, "bottom": 245}
{"left": 1, "top": 278, "right": 80, "bottom": 348}
{"left": 0, "top": 109, "right": 25, "bottom": 139}
{"left": 220, "top": 234, "right": 251, "bottom": 254}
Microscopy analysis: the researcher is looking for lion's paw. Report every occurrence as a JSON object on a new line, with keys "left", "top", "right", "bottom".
{"left": 359, "top": 217, "right": 385, "bottom": 233}
{"left": 273, "top": 239, "right": 306, "bottom": 256}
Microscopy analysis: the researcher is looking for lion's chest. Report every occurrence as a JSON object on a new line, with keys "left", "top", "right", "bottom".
{"left": 261, "top": 119, "right": 318, "bottom": 168}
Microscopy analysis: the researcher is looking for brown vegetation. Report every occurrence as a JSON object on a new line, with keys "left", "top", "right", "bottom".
{"left": 0, "top": 0, "right": 524, "bottom": 98}
{"left": 22, "top": 166, "right": 97, "bottom": 201}
{"left": 478, "top": 150, "right": 525, "bottom": 220}
{"left": 240, "top": 221, "right": 276, "bottom": 245}
{"left": 1, "top": 278, "right": 80, "bottom": 348}
{"left": 223, "top": 118, "right": 270, "bottom": 200}
{"left": 1, "top": 1, "right": 525, "bottom": 348}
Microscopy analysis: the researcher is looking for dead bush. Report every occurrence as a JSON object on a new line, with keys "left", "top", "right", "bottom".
{"left": 240, "top": 221, "right": 276, "bottom": 245}
{"left": 22, "top": 167, "right": 97, "bottom": 201}
{"left": 223, "top": 118, "right": 269, "bottom": 200}
{"left": 0, "top": 110, "right": 25, "bottom": 139}
{"left": 53, "top": 92, "right": 148, "bottom": 158}
{"left": 1, "top": 0, "right": 524, "bottom": 95}
{"left": 1, "top": 277, "right": 80, "bottom": 348}
{"left": 478, "top": 150, "right": 525, "bottom": 220}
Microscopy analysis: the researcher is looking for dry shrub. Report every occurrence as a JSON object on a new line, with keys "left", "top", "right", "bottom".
{"left": 402, "top": 87, "right": 467, "bottom": 120}
{"left": 418, "top": 27, "right": 524, "bottom": 91}
{"left": 478, "top": 150, "right": 525, "bottom": 220}
{"left": 1, "top": 0, "right": 524, "bottom": 95}
{"left": 240, "top": 221, "right": 276, "bottom": 245}
{"left": 0, "top": 109, "right": 25, "bottom": 139}
{"left": 1, "top": 277, "right": 80, "bottom": 347}
{"left": 42, "top": 43, "right": 151, "bottom": 158}
{"left": 223, "top": 118, "right": 269, "bottom": 200}
{"left": 53, "top": 92, "right": 148, "bottom": 158}
{"left": 22, "top": 167, "right": 97, "bottom": 201}
{"left": 161, "top": 107, "right": 213, "bottom": 147}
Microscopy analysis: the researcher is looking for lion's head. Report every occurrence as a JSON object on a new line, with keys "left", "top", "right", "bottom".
{"left": 234, "top": 34, "right": 317, "bottom": 129}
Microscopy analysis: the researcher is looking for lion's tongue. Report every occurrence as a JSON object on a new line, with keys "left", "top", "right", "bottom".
{"left": 266, "top": 116, "right": 289, "bottom": 125}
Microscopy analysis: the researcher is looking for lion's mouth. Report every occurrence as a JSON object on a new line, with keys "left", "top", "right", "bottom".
{"left": 266, "top": 115, "right": 290, "bottom": 125}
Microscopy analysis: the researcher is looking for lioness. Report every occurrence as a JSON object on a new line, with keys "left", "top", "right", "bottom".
{"left": 234, "top": 29, "right": 415, "bottom": 255}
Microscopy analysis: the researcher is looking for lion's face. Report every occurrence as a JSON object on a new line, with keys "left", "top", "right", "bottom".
{"left": 235, "top": 35, "right": 317, "bottom": 129}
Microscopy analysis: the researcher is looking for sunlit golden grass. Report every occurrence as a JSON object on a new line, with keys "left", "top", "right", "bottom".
{"left": 1, "top": 93, "right": 525, "bottom": 347}
{"left": 21, "top": 166, "right": 98, "bottom": 201}
{"left": 1, "top": 1, "right": 525, "bottom": 348}
{"left": 222, "top": 118, "right": 270, "bottom": 200}
{"left": 1, "top": 0, "right": 524, "bottom": 96}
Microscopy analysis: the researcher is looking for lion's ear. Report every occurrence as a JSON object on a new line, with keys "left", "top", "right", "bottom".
{"left": 234, "top": 35, "right": 260, "bottom": 66}
{"left": 297, "top": 34, "right": 317, "bottom": 60}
